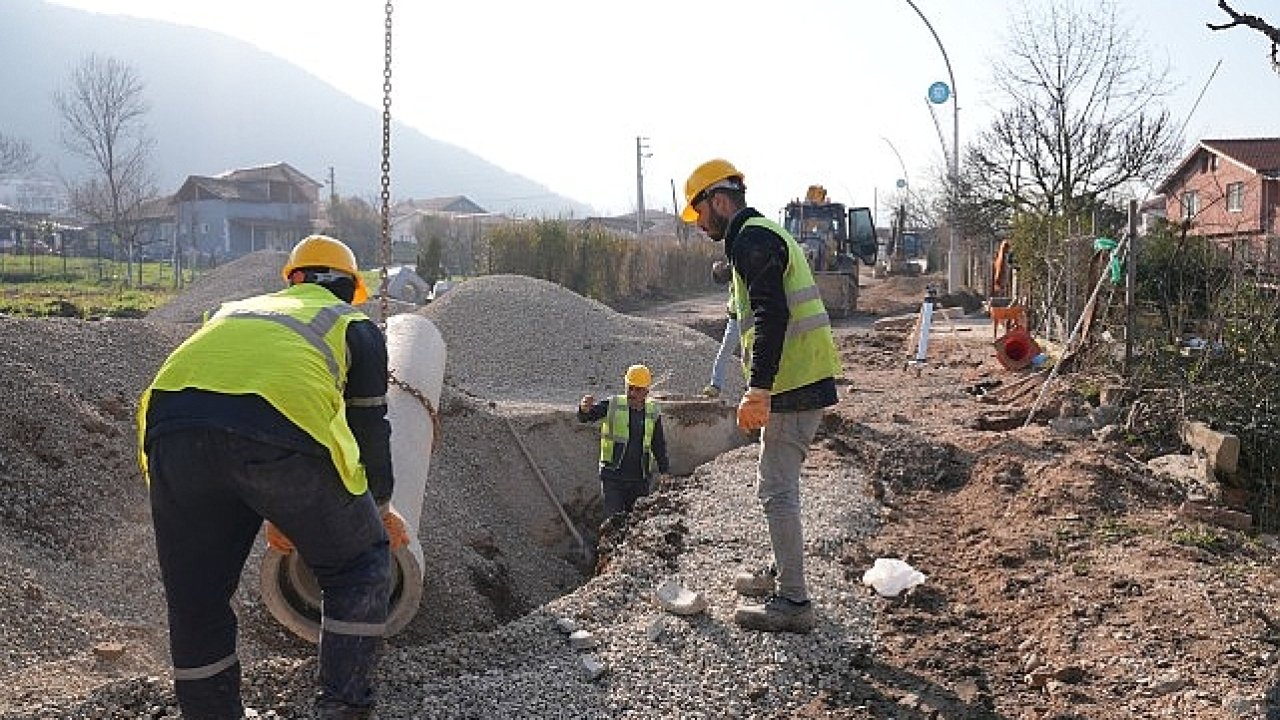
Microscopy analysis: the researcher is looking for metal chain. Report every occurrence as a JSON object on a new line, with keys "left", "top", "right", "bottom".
{"left": 389, "top": 374, "right": 441, "bottom": 453}
{"left": 377, "top": 1, "right": 393, "bottom": 328}
{"left": 373, "top": 4, "right": 442, "bottom": 453}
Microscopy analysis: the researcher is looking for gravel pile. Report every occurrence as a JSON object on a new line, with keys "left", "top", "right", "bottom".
{"left": 11, "top": 445, "right": 879, "bottom": 720}
{"left": 421, "top": 274, "right": 745, "bottom": 405}
{"left": 146, "top": 251, "right": 291, "bottom": 324}
{"left": 0, "top": 266, "right": 872, "bottom": 719}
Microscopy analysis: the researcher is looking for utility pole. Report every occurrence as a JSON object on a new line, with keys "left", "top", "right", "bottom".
{"left": 904, "top": 0, "right": 962, "bottom": 293}
{"left": 636, "top": 136, "right": 651, "bottom": 235}
{"left": 670, "top": 178, "right": 686, "bottom": 241}
{"left": 328, "top": 166, "right": 337, "bottom": 204}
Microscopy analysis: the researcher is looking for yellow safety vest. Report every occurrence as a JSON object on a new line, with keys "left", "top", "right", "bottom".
{"left": 599, "top": 395, "right": 658, "bottom": 478}
{"left": 731, "top": 216, "right": 842, "bottom": 393}
{"left": 137, "top": 283, "right": 371, "bottom": 495}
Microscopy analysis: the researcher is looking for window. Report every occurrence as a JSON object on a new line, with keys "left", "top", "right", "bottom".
{"left": 1181, "top": 191, "right": 1199, "bottom": 220}
{"left": 1227, "top": 182, "right": 1244, "bottom": 212}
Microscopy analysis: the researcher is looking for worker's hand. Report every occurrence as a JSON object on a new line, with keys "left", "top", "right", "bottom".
{"left": 381, "top": 505, "right": 411, "bottom": 551}
{"left": 264, "top": 522, "right": 295, "bottom": 554}
{"left": 579, "top": 394, "right": 595, "bottom": 413}
{"left": 711, "top": 260, "right": 732, "bottom": 284}
{"left": 737, "top": 387, "right": 771, "bottom": 431}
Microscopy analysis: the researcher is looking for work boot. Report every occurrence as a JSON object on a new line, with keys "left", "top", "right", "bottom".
{"left": 732, "top": 565, "right": 776, "bottom": 597}
{"left": 701, "top": 384, "right": 721, "bottom": 398}
{"left": 733, "top": 595, "right": 816, "bottom": 634}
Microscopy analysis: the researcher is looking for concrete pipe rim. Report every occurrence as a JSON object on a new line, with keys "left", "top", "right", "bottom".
{"left": 260, "top": 546, "right": 423, "bottom": 644}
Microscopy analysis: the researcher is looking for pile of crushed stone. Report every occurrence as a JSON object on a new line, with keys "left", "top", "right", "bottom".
{"left": 422, "top": 274, "right": 745, "bottom": 405}
{"left": 146, "top": 251, "right": 290, "bottom": 323}
{"left": 0, "top": 260, "right": 747, "bottom": 716}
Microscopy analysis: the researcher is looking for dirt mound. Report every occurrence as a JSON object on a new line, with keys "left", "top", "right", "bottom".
{"left": 0, "top": 317, "right": 192, "bottom": 711}
{"left": 421, "top": 274, "right": 742, "bottom": 404}
{"left": 0, "top": 270, "right": 743, "bottom": 713}
{"left": 146, "top": 250, "right": 289, "bottom": 323}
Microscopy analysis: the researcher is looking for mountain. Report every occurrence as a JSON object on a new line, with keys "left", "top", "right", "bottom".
{"left": 1, "top": 0, "right": 592, "bottom": 217}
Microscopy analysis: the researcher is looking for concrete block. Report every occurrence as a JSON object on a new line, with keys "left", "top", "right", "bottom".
{"left": 1178, "top": 499, "right": 1252, "bottom": 531}
{"left": 1180, "top": 421, "right": 1239, "bottom": 475}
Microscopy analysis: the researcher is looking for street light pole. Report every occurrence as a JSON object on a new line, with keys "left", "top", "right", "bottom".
{"left": 903, "top": 0, "right": 962, "bottom": 293}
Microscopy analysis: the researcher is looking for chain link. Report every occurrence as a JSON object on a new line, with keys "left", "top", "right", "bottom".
{"left": 389, "top": 373, "right": 441, "bottom": 453}
{"left": 377, "top": 1, "right": 394, "bottom": 328}
{"left": 375, "top": 6, "right": 443, "bottom": 455}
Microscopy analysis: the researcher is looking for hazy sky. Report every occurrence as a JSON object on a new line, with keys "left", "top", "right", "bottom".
{"left": 44, "top": 0, "right": 1280, "bottom": 218}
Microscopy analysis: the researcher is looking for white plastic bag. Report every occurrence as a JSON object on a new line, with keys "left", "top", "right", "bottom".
{"left": 861, "top": 558, "right": 926, "bottom": 597}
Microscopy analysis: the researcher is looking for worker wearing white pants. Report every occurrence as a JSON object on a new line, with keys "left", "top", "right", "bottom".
{"left": 705, "top": 313, "right": 740, "bottom": 397}
{"left": 703, "top": 260, "right": 740, "bottom": 398}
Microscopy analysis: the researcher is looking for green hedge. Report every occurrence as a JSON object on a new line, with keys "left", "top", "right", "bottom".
{"left": 481, "top": 220, "right": 722, "bottom": 305}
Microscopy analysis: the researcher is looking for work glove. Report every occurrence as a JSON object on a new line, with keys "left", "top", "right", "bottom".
{"left": 264, "top": 522, "right": 295, "bottom": 554}
{"left": 579, "top": 394, "right": 595, "bottom": 414}
{"left": 380, "top": 503, "right": 411, "bottom": 551}
{"left": 737, "top": 387, "right": 772, "bottom": 431}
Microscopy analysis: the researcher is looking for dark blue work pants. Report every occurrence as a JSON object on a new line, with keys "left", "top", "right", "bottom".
{"left": 147, "top": 428, "right": 390, "bottom": 720}
{"left": 601, "top": 476, "right": 651, "bottom": 518}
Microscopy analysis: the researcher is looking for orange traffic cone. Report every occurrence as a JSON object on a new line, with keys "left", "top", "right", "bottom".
{"left": 994, "top": 327, "right": 1042, "bottom": 371}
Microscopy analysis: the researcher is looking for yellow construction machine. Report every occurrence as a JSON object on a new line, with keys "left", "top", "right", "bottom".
{"left": 782, "top": 185, "right": 878, "bottom": 317}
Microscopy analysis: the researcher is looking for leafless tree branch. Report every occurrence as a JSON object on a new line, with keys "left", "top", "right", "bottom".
{"left": 0, "top": 133, "right": 38, "bottom": 176}
{"left": 1209, "top": 0, "right": 1280, "bottom": 71}
{"left": 54, "top": 53, "right": 156, "bottom": 284}
{"left": 965, "top": 0, "right": 1180, "bottom": 218}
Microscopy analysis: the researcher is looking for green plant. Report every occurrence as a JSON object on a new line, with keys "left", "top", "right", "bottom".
{"left": 1094, "top": 519, "right": 1143, "bottom": 543}
{"left": 1171, "top": 527, "right": 1224, "bottom": 553}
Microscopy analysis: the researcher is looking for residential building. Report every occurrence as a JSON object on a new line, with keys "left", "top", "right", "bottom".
{"left": 172, "top": 162, "right": 321, "bottom": 260}
{"left": 1156, "top": 138, "right": 1280, "bottom": 272}
{"left": 390, "top": 196, "right": 489, "bottom": 244}
{"left": 390, "top": 196, "right": 496, "bottom": 272}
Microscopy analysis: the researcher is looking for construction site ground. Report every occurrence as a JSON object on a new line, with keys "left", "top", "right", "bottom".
{"left": 606, "top": 273, "right": 1280, "bottom": 718}
{"left": 1, "top": 261, "right": 1278, "bottom": 719}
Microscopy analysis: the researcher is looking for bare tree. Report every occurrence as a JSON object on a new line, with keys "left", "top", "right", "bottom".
{"left": 0, "top": 133, "right": 38, "bottom": 176}
{"left": 1210, "top": 1, "right": 1280, "bottom": 72}
{"left": 54, "top": 54, "right": 156, "bottom": 284}
{"left": 964, "top": 0, "right": 1181, "bottom": 217}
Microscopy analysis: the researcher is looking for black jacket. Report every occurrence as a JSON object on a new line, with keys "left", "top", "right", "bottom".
{"left": 578, "top": 397, "right": 670, "bottom": 482}
{"left": 724, "top": 207, "right": 837, "bottom": 413}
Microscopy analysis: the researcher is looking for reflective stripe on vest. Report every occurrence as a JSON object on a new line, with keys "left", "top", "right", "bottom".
{"left": 731, "top": 216, "right": 842, "bottom": 394}
{"left": 137, "top": 283, "right": 371, "bottom": 495}
{"left": 598, "top": 395, "right": 658, "bottom": 478}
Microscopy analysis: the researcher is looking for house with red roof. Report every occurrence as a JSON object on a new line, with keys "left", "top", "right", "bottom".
{"left": 1155, "top": 138, "right": 1280, "bottom": 271}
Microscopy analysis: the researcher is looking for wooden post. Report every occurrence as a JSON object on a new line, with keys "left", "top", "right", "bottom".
{"left": 1124, "top": 199, "right": 1137, "bottom": 373}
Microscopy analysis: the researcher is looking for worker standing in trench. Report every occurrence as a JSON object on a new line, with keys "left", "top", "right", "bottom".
{"left": 680, "top": 159, "right": 842, "bottom": 634}
{"left": 137, "top": 235, "right": 407, "bottom": 720}
{"left": 578, "top": 364, "right": 671, "bottom": 520}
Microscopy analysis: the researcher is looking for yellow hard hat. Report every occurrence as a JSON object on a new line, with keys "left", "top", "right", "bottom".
{"left": 624, "top": 364, "right": 652, "bottom": 388}
{"left": 282, "top": 234, "right": 369, "bottom": 304}
{"left": 681, "top": 159, "right": 745, "bottom": 222}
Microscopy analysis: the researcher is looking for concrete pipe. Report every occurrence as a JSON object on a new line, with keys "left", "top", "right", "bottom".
{"left": 260, "top": 313, "right": 446, "bottom": 642}
{"left": 650, "top": 393, "right": 750, "bottom": 475}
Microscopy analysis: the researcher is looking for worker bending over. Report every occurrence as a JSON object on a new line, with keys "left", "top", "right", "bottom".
{"left": 138, "top": 234, "right": 406, "bottom": 720}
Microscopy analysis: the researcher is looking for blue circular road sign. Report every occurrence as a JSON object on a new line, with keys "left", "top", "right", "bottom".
{"left": 928, "top": 81, "right": 950, "bottom": 104}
